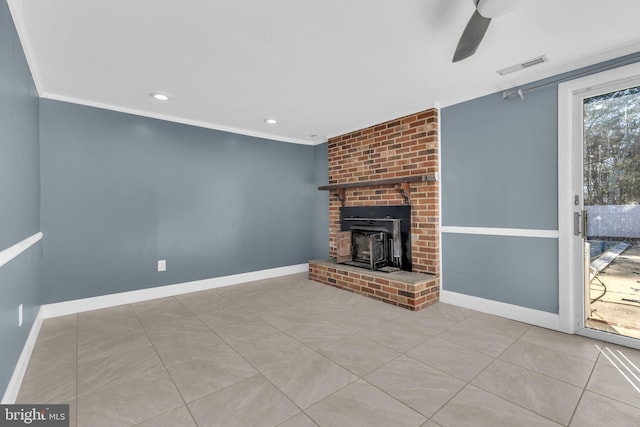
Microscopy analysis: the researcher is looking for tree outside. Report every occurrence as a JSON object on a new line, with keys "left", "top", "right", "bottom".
{"left": 583, "top": 86, "right": 640, "bottom": 206}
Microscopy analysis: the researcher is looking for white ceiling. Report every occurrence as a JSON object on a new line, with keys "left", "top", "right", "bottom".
{"left": 8, "top": 0, "right": 640, "bottom": 145}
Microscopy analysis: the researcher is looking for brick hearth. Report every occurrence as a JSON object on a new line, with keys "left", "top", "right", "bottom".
{"left": 310, "top": 108, "right": 440, "bottom": 311}
{"left": 309, "top": 259, "right": 437, "bottom": 311}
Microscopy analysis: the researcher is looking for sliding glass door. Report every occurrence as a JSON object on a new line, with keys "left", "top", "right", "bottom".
{"left": 581, "top": 84, "right": 640, "bottom": 339}
{"left": 570, "top": 76, "right": 640, "bottom": 347}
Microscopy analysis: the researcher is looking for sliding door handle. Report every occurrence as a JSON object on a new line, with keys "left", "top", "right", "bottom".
{"left": 574, "top": 212, "right": 582, "bottom": 236}
{"left": 573, "top": 210, "right": 588, "bottom": 237}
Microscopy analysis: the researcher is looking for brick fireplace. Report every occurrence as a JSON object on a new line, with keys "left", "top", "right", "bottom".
{"left": 309, "top": 108, "right": 439, "bottom": 310}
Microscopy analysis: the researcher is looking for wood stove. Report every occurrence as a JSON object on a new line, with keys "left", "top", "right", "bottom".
{"left": 337, "top": 206, "right": 411, "bottom": 272}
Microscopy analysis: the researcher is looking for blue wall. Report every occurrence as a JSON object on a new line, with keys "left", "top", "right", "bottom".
{"left": 441, "top": 87, "right": 558, "bottom": 230}
{"left": 441, "top": 86, "right": 560, "bottom": 313}
{"left": 39, "top": 100, "right": 326, "bottom": 303}
{"left": 441, "top": 233, "right": 559, "bottom": 313}
{"left": 1, "top": 1, "right": 330, "bottom": 398}
{"left": 0, "top": 0, "right": 42, "bottom": 398}
{"left": 441, "top": 53, "right": 640, "bottom": 314}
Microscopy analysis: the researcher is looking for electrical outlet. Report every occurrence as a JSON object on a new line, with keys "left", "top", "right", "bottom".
{"left": 18, "top": 304, "right": 23, "bottom": 327}
{"left": 157, "top": 259, "right": 166, "bottom": 272}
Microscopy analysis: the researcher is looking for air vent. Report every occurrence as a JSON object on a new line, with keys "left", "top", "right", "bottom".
{"left": 497, "top": 55, "right": 548, "bottom": 76}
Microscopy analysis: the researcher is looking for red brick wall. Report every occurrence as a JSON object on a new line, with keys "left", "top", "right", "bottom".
{"left": 327, "top": 108, "right": 439, "bottom": 275}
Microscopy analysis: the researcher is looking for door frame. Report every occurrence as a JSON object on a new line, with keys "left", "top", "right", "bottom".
{"left": 558, "top": 61, "right": 640, "bottom": 348}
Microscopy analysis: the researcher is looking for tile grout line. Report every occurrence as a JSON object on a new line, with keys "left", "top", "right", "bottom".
{"left": 565, "top": 341, "right": 604, "bottom": 426}
{"left": 404, "top": 316, "right": 500, "bottom": 424}
{"left": 580, "top": 343, "right": 640, "bottom": 410}
{"left": 355, "top": 308, "right": 511, "bottom": 423}
{"left": 17, "top": 276, "right": 640, "bottom": 426}
{"left": 500, "top": 341, "right": 600, "bottom": 389}
{"left": 461, "top": 328, "right": 585, "bottom": 427}
{"left": 426, "top": 322, "right": 538, "bottom": 423}
{"left": 186, "top": 293, "right": 313, "bottom": 422}
{"left": 357, "top": 372, "right": 430, "bottom": 422}
{"left": 129, "top": 299, "right": 201, "bottom": 427}
{"left": 246, "top": 303, "right": 365, "bottom": 420}
{"left": 212, "top": 283, "right": 409, "bottom": 423}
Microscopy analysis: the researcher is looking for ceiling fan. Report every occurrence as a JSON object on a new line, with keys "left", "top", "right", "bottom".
{"left": 452, "top": 0, "right": 523, "bottom": 62}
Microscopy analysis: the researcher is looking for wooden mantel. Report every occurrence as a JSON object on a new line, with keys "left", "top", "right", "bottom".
{"left": 318, "top": 174, "right": 437, "bottom": 204}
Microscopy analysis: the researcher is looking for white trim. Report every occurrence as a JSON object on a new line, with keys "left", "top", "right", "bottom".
{"left": 0, "top": 232, "right": 43, "bottom": 269}
{"left": 558, "top": 61, "right": 640, "bottom": 338}
{"left": 441, "top": 226, "right": 558, "bottom": 239}
{"left": 42, "top": 263, "right": 309, "bottom": 318}
{"left": 39, "top": 93, "right": 325, "bottom": 146}
{"left": 5, "top": 0, "right": 43, "bottom": 95}
{"left": 557, "top": 78, "right": 577, "bottom": 333}
{"left": 440, "top": 290, "right": 565, "bottom": 332}
{"left": 1, "top": 308, "right": 43, "bottom": 404}
{"left": 437, "top": 107, "right": 444, "bottom": 306}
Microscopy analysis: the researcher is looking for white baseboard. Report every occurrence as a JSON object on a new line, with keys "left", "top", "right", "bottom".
{"left": 1, "top": 307, "right": 44, "bottom": 404}
{"left": 440, "top": 290, "right": 564, "bottom": 332}
{"left": 2, "top": 264, "right": 308, "bottom": 401}
{"left": 42, "top": 263, "right": 309, "bottom": 318}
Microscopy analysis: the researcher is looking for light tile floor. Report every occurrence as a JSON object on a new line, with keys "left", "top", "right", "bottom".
{"left": 16, "top": 273, "right": 640, "bottom": 426}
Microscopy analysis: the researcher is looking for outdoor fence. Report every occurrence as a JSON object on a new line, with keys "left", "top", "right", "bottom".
{"left": 586, "top": 205, "right": 640, "bottom": 239}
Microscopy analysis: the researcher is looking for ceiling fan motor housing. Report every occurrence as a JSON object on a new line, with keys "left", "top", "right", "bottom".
{"left": 474, "top": 0, "right": 522, "bottom": 18}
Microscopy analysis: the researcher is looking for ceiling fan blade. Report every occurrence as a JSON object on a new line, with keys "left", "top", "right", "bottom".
{"left": 452, "top": 9, "right": 491, "bottom": 62}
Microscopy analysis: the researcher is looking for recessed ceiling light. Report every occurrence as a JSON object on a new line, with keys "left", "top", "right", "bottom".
{"left": 264, "top": 118, "right": 278, "bottom": 124}
{"left": 150, "top": 92, "right": 170, "bottom": 101}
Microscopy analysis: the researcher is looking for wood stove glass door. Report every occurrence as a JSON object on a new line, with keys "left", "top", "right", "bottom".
{"left": 336, "top": 231, "right": 352, "bottom": 263}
